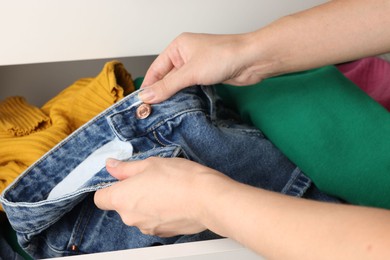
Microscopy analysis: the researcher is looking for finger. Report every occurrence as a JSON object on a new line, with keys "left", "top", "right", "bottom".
{"left": 105, "top": 158, "right": 146, "bottom": 180}
{"left": 141, "top": 50, "right": 175, "bottom": 88}
{"left": 94, "top": 184, "right": 117, "bottom": 211}
{"left": 138, "top": 64, "right": 196, "bottom": 104}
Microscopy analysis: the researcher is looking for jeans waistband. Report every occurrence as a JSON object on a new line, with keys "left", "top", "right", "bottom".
{"left": 108, "top": 86, "right": 215, "bottom": 141}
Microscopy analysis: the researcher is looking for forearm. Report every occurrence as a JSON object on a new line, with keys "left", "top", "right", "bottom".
{"left": 246, "top": 0, "right": 390, "bottom": 78}
{"left": 196, "top": 174, "right": 390, "bottom": 260}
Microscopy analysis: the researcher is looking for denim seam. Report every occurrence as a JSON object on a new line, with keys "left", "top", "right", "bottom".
{"left": 3, "top": 184, "right": 115, "bottom": 233}
{"left": 10, "top": 198, "right": 88, "bottom": 234}
{"left": 68, "top": 199, "right": 95, "bottom": 254}
{"left": 281, "top": 168, "right": 312, "bottom": 197}
{"left": 109, "top": 108, "right": 208, "bottom": 141}
{"left": 152, "top": 131, "right": 167, "bottom": 147}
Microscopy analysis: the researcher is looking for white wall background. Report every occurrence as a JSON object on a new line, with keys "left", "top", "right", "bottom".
{"left": 0, "top": 0, "right": 328, "bottom": 106}
{"left": 0, "top": 0, "right": 327, "bottom": 66}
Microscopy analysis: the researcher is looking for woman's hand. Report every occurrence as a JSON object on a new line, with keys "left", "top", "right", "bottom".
{"left": 94, "top": 157, "right": 390, "bottom": 259}
{"left": 94, "top": 157, "right": 228, "bottom": 237}
{"left": 139, "top": 32, "right": 271, "bottom": 104}
{"left": 139, "top": 1, "right": 390, "bottom": 106}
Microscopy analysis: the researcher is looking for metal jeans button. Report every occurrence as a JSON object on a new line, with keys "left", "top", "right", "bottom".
{"left": 136, "top": 103, "right": 152, "bottom": 119}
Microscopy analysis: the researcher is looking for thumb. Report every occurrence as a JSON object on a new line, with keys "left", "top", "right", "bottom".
{"left": 138, "top": 66, "right": 195, "bottom": 104}
{"left": 105, "top": 158, "right": 141, "bottom": 180}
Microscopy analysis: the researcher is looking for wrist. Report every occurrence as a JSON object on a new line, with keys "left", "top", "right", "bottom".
{"left": 191, "top": 170, "right": 241, "bottom": 238}
{"left": 243, "top": 14, "right": 321, "bottom": 79}
{"left": 188, "top": 171, "right": 219, "bottom": 224}
{"left": 238, "top": 29, "right": 286, "bottom": 82}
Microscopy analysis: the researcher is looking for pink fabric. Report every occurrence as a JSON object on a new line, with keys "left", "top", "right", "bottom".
{"left": 337, "top": 57, "right": 390, "bottom": 111}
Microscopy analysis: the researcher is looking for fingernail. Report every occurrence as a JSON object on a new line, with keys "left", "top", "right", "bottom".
{"left": 106, "top": 158, "right": 120, "bottom": 168}
{"left": 138, "top": 87, "right": 155, "bottom": 103}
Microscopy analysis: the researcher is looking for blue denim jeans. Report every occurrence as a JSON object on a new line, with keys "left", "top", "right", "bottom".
{"left": 1, "top": 86, "right": 340, "bottom": 259}
{"left": 0, "top": 235, "right": 24, "bottom": 260}
{"left": 0, "top": 213, "right": 25, "bottom": 260}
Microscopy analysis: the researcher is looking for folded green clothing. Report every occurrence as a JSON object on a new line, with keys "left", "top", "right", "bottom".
{"left": 217, "top": 65, "right": 390, "bottom": 209}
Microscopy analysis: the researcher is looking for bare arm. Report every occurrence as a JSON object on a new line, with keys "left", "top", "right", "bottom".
{"left": 94, "top": 158, "right": 390, "bottom": 260}
{"left": 139, "top": 0, "right": 390, "bottom": 103}
{"left": 248, "top": 0, "right": 390, "bottom": 76}
{"left": 199, "top": 173, "right": 390, "bottom": 260}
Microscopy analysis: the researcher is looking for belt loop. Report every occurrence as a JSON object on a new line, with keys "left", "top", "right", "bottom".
{"left": 201, "top": 85, "right": 217, "bottom": 120}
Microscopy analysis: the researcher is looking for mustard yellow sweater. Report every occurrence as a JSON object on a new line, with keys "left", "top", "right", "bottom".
{"left": 0, "top": 61, "right": 134, "bottom": 210}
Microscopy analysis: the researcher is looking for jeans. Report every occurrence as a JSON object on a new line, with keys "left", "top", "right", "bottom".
{"left": 0, "top": 212, "right": 25, "bottom": 260}
{"left": 0, "top": 235, "right": 24, "bottom": 260}
{"left": 0, "top": 86, "right": 340, "bottom": 259}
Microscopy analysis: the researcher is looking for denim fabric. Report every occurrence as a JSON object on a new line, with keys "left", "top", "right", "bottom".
{"left": 0, "top": 235, "right": 24, "bottom": 260}
{"left": 1, "top": 86, "right": 340, "bottom": 258}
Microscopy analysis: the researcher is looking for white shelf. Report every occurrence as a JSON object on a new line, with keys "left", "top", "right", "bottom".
{"left": 45, "top": 238, "right": 265, "bottom": 260}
